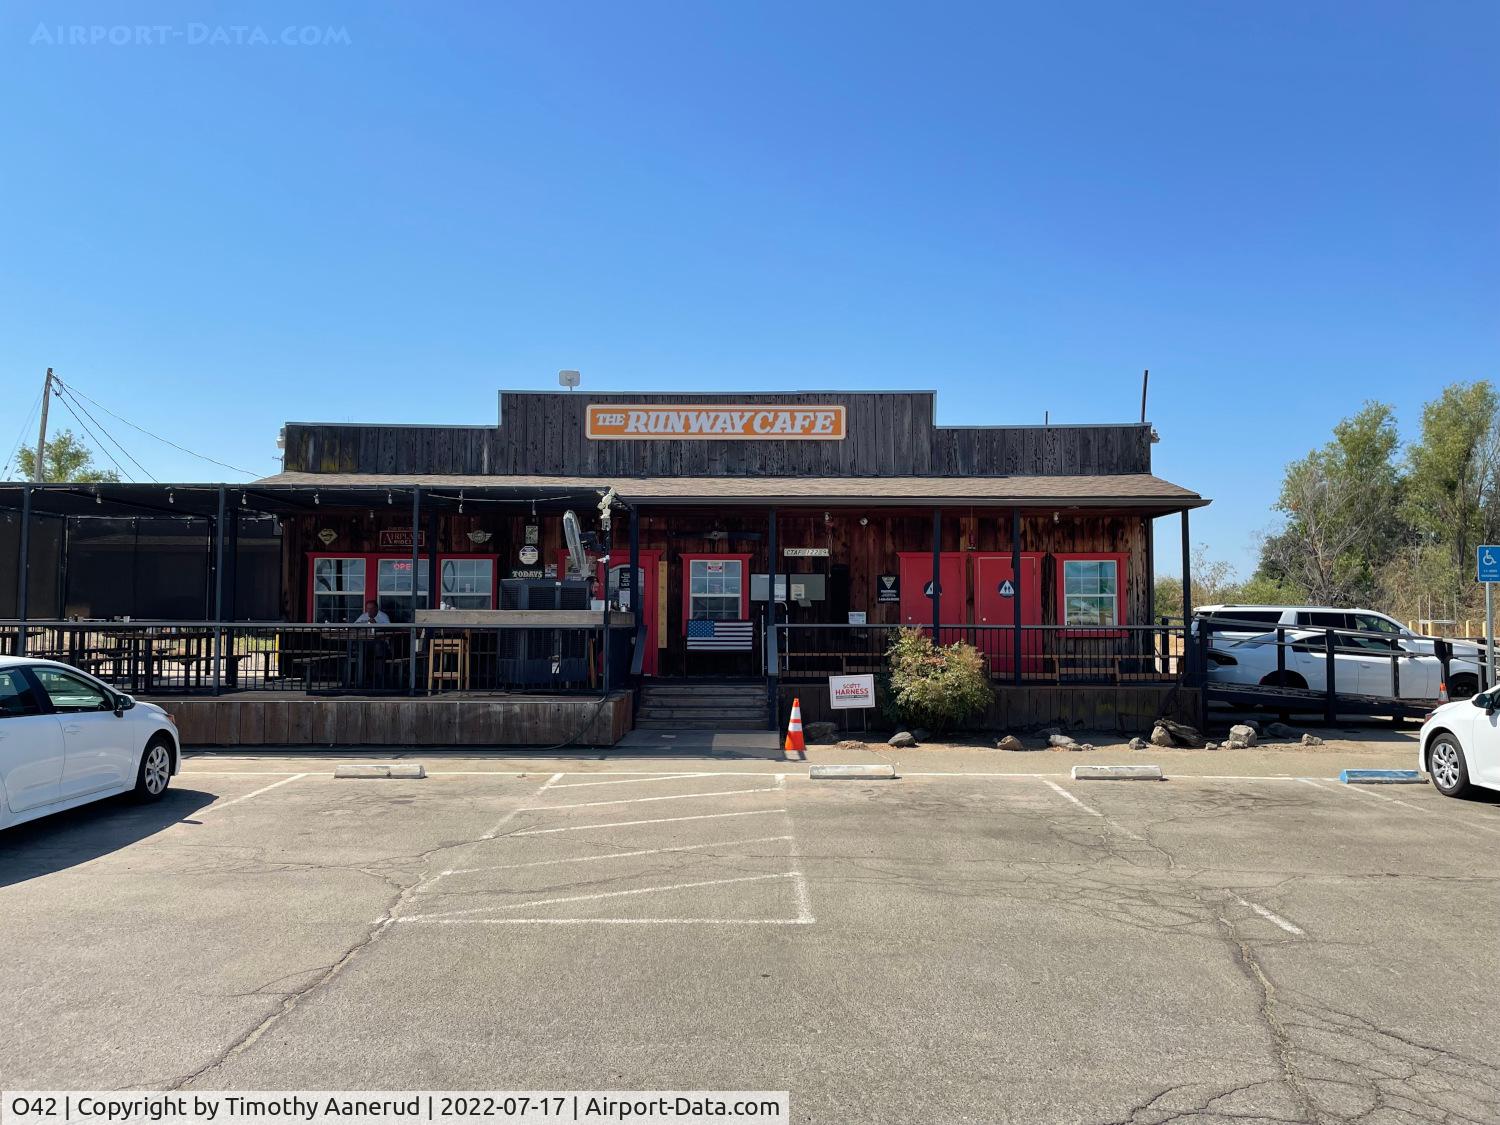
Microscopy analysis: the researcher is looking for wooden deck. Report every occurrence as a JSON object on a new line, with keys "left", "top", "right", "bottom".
{"left": 155, "top": 691, "right": 634, "bottom": 748}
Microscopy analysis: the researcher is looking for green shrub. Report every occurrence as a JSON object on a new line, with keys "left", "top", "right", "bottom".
{"left": 882, "top": 627, "right": 992, "bottom": 732}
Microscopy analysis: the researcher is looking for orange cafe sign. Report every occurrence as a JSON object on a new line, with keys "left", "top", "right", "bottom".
{"left": 586, "top": 404, "right": 846, "bottom": 441}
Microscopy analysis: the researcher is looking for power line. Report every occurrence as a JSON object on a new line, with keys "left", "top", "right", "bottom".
{"left": 52, "top": 393, "right": 134, "bottom": 482}
{"left": 54, "top": 383, "right": 158, "bottom": 482}
{"left": 2, "top": 384, "right": 45, "bottom": 479}
{"left": 55, "top": 377, "right": 259, "bottom": 478}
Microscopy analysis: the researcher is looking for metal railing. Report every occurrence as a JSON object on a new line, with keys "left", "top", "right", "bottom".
{"left": 0, "top": 620, "right": 635, "bottom": 697}
{"left": 773, "top": 623, "right": 1190, "bottom": 686}
{"left": 1197, "top": 615, "right": 1456, "bottom": 720}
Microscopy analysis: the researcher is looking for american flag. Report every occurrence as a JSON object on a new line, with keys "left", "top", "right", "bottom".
{"left": 687, "top": 618, "right": 754, "bottom": 652}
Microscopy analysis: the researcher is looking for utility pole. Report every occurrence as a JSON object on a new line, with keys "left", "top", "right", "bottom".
{"left": 33, "top": 368, "right": 53, "bottom": 482}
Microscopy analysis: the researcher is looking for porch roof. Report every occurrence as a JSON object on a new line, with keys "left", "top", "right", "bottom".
{"left": 254, "top": 471, "right": 1207, "bottom": 513}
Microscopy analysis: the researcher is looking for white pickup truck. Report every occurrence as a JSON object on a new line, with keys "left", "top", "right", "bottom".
{"left": 1196, "top": 604, "right": 1484, "bottom": 698}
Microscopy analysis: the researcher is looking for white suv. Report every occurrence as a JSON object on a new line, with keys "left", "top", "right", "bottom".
{"left": 1196, "top": 605, "right": 1484, "bottom": 698}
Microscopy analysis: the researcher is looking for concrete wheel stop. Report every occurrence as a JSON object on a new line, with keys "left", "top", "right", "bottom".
{"left": 1071, "top": 764, "right": 1164, "bottom": 781}
{"left": 809, "top": 763, "right": 898, "bottom": 780}
{"left": 334, "top": 763, "right": 427, "bottom": 779}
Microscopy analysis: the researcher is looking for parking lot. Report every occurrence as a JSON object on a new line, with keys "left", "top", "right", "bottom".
{"left": 3, "top": 752, "right": 1498, "bottom": 1125}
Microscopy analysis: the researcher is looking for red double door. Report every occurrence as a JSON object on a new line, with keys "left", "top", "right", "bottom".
{"left": 897, "top": 552, "right": 1043, "bottom": 673}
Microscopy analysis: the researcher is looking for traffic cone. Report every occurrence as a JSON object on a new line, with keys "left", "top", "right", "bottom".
{"left": 784, "top": 697, "right": 806, "bottom": 759}
{"left": 1438, "top": 680, "right": 1449, "bottom": 703}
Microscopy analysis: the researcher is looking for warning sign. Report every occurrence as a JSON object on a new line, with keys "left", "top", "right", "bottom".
{"left": 999, "top": 579, "right": 1015, "bottom": 598}
{"left": 877, "top": 575, "right": 899, "bottom": 604}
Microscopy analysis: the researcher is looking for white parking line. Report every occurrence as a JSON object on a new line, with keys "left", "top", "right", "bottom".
{"left": 1298, "top": 777, "right": 1500, "bottom": 837}
{"left": 440, "top": 836, "right": 793, "bottom": 876}
{"left": 1231, "top": 893, "right": 1305, "bottom": 935}
{"left": 479, "top": 773, "right": 563, "bottom": 839}
{"left": 511, "top": 808, "right": 788, "bottom": 837}
{"left": 401, "top": 872, "right": 798, "bottom": 922}
{"left": 521, "top": 786, "right": 782, "bottom": 812}
{"left": 395, "top": 916, "right": 815, "bottom": 926}
{"left": 198, "top": 773, "right": 308, "bottom": 813}
{"left": 1040, "top": 778, "right": 1102, "bottom": 817}
{"left": 548, "top": 773, "right": 719, "bottom": 789}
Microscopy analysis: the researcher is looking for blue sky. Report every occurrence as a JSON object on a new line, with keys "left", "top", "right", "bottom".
{"left": 2, "top": 1, "right": 1495, "bottom": 577}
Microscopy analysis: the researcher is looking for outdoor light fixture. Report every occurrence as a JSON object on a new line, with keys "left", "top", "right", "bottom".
{"left": 1053, "top": 511, "right": 1060, "bottom": 523}
{"left": 314, "top": 492, "right": 320, "bottom": 505}
{"left": 459, "top": 489, "right": 465, "bottom": 513}
{"left": 387, "top": 491, "right": 393, "bottom": 505}
{"left": 859, "top": 516, "right": 868, "bottom": 526}
{"left": 168, "top": 491, "right": 174, "bottom": 504}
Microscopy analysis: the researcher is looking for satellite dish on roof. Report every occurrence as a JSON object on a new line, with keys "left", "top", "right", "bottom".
{"left": 562, "top": 510, "right": 589, "bottom": 578}
{"left": 558, "top": 369, "right": 581, "bottom": 389}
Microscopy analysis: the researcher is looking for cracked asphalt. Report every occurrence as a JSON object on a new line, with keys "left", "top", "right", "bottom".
{"left": 1, "top": 753, "right": 1497, "bottom": 1125}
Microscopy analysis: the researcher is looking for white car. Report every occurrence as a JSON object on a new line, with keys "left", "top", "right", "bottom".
{"left": 0, "top": 656, "right": 180, "bottom": 830}
{"left": 1197, "top": 604, "right": 1483, "bottom": 697}
{"left": 1420, "top": 693, "right": 1500, "bottom": 797}
{"left": 1207, "top": 628, "right": 1444, "bottom": 700}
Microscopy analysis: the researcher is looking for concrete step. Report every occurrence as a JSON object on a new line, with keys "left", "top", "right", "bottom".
{"left": 637, "top": 709, "right": 768, "bottom": 722}
{"left": 634, "top": 719, "right": 771, "bottom": 731}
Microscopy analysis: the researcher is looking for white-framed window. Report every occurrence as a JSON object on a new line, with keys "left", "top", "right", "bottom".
{"left": 376, "top": 558, "right": 430, "bottom": 622}
{"left": 1062, "top": 559, "right": 1119, "bottom": 627}
{"left": 313, "top": 557, "right": 365, "bottom": 623}
{"left": 688, "top": 558, "right": 743, "bottom": 621}
{"left": 441, "top": 558, "right": 494, "bottom": 609}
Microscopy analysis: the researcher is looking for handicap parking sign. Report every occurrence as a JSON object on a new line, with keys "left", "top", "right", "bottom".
{"left": 1480, "top": 546, "right": 1500, "bottom": 583}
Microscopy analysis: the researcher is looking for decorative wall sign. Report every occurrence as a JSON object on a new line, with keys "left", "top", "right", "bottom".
{"left": 586, "top": 404, "right": 846, "bottom": 441}
{"left": 876, "top": 575, "right": 900, "bottom": 603}
{"left": 378, "top": 529, "right": 425, "bottom": 550}
{"left": 466, "top": 529, "right": 493, "bottom": 545}
{"left": 518, "top": 545, "right": 540, "bottom": 565}
{"left": 510, "top": 568, "right": 543, "bottom": 579}
{"left": 524, "top": 524, "right": 540, "bottom": 546}
{"left": 783, "top": 546, "right": 830, "bottom": 558}
{"left": 316, "top": 528, "right": 338, "bottom": 546}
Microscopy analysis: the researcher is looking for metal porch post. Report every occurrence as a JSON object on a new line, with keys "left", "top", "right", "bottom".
{"left": 766, "top": 506, "right": 778, "bottom": 730}
{"left": 601, "top": 509, "right": 613, "bottom": 698}
{"left": 931, "top": 507, "right": 942, "bottom": 641}
{"left": 212, "top": 486, "right": 226, "bottom": 695}
{"left": 16, "top": 483, "right": 31, "bottom": 655}
{"left": 1180, "top": 509, "right": 1193, "bottom": 684}
{"left": 1011, "top": 507, "right": 1022, "bottom": 686}
{"left": 409, "top": 486, "right": 420, "bottom": 696}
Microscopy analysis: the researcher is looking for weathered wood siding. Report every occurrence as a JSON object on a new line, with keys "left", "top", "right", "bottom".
{"left": 282, "top": 392, "right": 1153, "bottom": 478}
{"left": 779, "top": 685, "right": 1202, "bottom": 733}
{"left": 167, "top": 692, "right": 633, "bottom": 747}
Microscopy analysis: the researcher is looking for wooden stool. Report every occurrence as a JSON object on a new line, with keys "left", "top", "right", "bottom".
{"left": 427, "top": 636, "right": 470, "bottom": 692}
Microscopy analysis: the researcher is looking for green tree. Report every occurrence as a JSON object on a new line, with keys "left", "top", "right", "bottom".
{"left": 1402, "top": 381, "right": 1499, "bottom": 610}
{"left": 15, "top": 429, "right": 120, "bottom": 483}
{"left": 1256, "top": 402, "right": 1405, "bottom": 605}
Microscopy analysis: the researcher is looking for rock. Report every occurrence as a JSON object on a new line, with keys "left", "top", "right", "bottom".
{"left": 1048, "top": 733, "right": 1080, "bottom": 750}
{"left": 835, "top": 739, "right": 865, "bottom": 751}
{"left": 1243, "top": 719, "right": 1262, "bottom": 734}
{"left": 1222, "top": 739, "right": 1246, "bottom": 750}
{"left": 995, "top": 735, "right": 1027, "bottom": 752}
{"left": 888, "top": 731, "right": 917, "bottom": 748}
{"left": 1228, "top": 723, "right": 1258, "bottom": 747}
{"left": 1078, "top": 743, "right": 1095, "bottom": 752}
{"left": 1301, "top": 733, "right": 1324, "bottom": 746}
{"left": 912, "top": 727, "right": 932, "bottom": 742}
{"left": 1265, "top": 722, "right": 1300, "bottom": 739}
{"left": 1204, "top": 741, "right": 1220, "bottom": 750}
{"left": 1038, "top": 726, "right": 1063, "bottom": 738}
{"left": 1151, "top": 718, "right": 1206, "bottom": 748}
{"left": 1149, "top": 724, "right": 1174, "bottom": 747}
{"left": 1128, "top": 737, "right": 1149, "bottom": 751}
{"left": 804, "top": 721, "right": 837, "bottom": 745}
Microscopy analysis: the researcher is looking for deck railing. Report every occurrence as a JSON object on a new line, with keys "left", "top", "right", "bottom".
{"left": 0, "top": 620, "right": 634, "bottom": 697}
{"left": 773, "top": 623, "right": 1190, "bottom": 686}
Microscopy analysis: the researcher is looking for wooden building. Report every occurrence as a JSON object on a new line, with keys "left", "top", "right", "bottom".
{"left": 2, "top": 390, "right": 1207, "bottom": 741}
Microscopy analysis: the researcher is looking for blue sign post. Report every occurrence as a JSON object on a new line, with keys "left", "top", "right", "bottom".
{"left": 1479, "top": 547, "right": 1500, "bottom": 691}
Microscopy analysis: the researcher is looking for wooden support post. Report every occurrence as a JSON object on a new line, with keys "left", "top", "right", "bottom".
{"left": 629, "top": 504, "right": 643, "bottom": 676}
{"left": 931, "top": 507, "right": 942, "bottom": 642}
{"left": 767, "top": 506, "right": 778, "bottom": 729}
{"left": 1011, "top": 506, "right": 1022, "bottom": 686}
{"left": 409, "top": 486, "right": 420, "bottom": 696}
{"left": 1180, "top": 509, "right": 1193, "bottom": 684}
{"left": 16, "top": 483, "right": 31, "bottom": 655}
{"left": 212, "top": 486, "right": 226, "bottom": 696}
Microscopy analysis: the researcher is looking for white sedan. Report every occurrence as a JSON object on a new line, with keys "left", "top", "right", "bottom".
{"left": 1420, "top": 693, "right": 1500, "bottom": 797}
{"left": 0, "top": 656, "right": 180, "bottom": 830}
{"left": 1206, "top": 629, "right": 1444, "bottom": 699}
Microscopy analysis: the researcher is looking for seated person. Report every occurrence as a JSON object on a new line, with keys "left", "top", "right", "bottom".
{"left": 354, "top": 599, "right": 391, "bottom": 625}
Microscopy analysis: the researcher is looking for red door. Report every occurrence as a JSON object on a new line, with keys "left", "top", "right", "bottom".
{"left": 557, "top": 549, "right": 662, "bottom": 676}
{"left": 897, "top": 553, "right": 967, "bottom": 637}
{"left": 975, "top": 554, "right": 1043, "bottom": 674}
